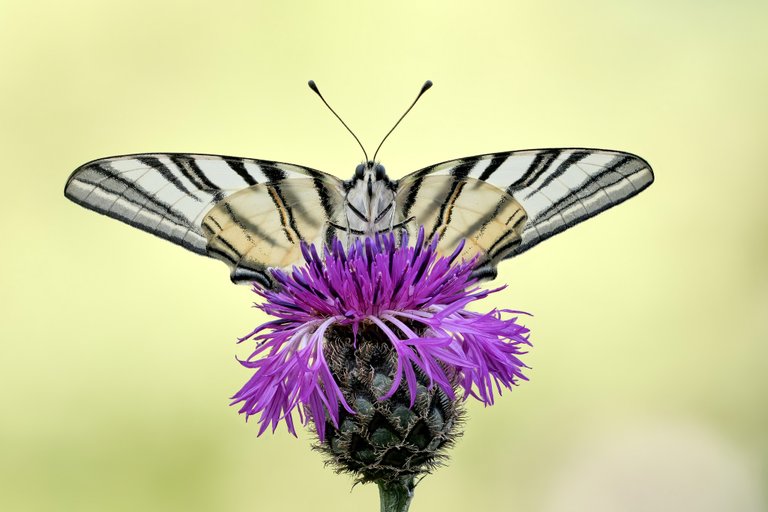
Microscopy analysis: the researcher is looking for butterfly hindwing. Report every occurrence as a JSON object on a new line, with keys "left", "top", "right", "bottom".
{"left": 64, "top": 153, "right": 346, "bottom": 283}
{"left": 395, "top": 148, "right": 654, "bottom": 279}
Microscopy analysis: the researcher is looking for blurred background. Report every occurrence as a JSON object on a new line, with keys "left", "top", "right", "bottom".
{"left": 1, "top": 1, "right": 766, "bottom": 510}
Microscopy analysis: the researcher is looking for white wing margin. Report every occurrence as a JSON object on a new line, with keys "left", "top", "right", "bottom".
{"left": 396, "top": 148, "right": 654, "bottom": 279}
{"left": 64, "top": 153, "right": 345, "bottom": 284}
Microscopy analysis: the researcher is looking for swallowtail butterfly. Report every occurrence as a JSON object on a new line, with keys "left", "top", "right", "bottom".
{"left": 64, "top": 81, "right": 654, "bottom": 288}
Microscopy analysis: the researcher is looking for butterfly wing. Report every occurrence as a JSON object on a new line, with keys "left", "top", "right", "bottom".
{"left": 395, "top": 148, "right": 654, "bottom": 279}
{"left": 202, "top": 177, "right": 347, "bottom": 285}
{"left": 64, "top": 153, "right": 346, "bottom": 285}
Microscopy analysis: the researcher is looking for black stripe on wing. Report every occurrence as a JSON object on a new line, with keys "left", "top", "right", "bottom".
{"left": 225, "top": 159, "right": 259, "bottom": 186}
{"left": 477, "top": 155, "right": 506, "bottom": 181}
{"left": 504, "top": 149, "right": 561, "bottom": 194}
{"left": 426, "top": 160, "right": 474, "bottom": 241}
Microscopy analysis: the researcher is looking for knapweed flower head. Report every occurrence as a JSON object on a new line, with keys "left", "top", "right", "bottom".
{"left": 231, "top": 227, "right": 531, "bottom": 448}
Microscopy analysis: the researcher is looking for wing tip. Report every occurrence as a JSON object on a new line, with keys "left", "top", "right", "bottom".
{"left": 618, "top": 149, "right": 654, "bottom": 186}
{"left": 631, "top": 155, "right": 655, "bottom": 191}
{"left": 64, "top": 156, "right": 115, "bottom": 199}
{"left": 64, "top": 163, "right": 91, "bottom": 200}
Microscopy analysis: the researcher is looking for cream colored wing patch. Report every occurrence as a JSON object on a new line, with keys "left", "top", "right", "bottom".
{"left": 396, "top": 175, "right": 528, "bottom": 279}
{"left": 202, "top": 179, "right": 347, "bottom": 285}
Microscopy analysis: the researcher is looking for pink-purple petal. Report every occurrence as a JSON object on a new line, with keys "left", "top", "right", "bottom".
{"left": 231, "top": 226, "right": 532, "bottom": 441}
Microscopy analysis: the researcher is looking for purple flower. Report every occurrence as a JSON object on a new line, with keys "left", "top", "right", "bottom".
{"left": 231, "top": 227, "right": 531, "bottom": 441}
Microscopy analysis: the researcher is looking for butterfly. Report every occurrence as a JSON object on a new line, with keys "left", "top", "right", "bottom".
{"left": 64, "top": 81, "right": 654, "bottom": 288}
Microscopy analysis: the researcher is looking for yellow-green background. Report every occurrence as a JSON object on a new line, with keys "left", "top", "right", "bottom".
{"left": 1, "top": 1, "right": 766, "bottom": 510}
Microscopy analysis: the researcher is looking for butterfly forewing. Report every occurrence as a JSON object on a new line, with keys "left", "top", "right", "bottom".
{"left": 64, "top": 153, "right": 346, "bottom": 283}
{"left": 396, "top": 148, "right": 653, "bottom": 279}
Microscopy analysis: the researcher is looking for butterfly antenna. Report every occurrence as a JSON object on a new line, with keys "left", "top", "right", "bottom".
{"left": 308, "top": 80, "right": 369, "bottom": 163}
{"left": 372, "top": 80, "right": 433, "bottom": 163}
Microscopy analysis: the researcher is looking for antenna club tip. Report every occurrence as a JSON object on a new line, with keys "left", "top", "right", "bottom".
{"left": 422, "top": 80, "right": 433, "bottom": 91}
{"left": 307, "top": 80, "right": 319, "bottom": 92}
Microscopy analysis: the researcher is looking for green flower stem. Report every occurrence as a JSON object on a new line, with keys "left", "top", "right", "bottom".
{"left": 378, "top": 477, "right": 415, "bottom": 512}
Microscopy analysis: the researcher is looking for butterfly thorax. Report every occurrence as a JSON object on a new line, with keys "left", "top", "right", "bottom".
{"left": 343, "top": 162, "right": 398, "bottom": 236}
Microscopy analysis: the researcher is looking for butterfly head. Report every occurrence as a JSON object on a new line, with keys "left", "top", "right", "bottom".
{"left": 354, "top": 161, "right": 388, "bottom": 181}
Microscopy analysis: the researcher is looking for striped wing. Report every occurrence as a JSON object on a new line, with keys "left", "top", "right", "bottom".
{"left": 64, "top": 153, "right": 346, "bottom": 285}
{"left": 395, "top": 148, "right": 654, "bottom": 279}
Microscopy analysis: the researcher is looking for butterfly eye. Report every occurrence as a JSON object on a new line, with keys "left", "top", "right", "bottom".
{"left": 374, "top": 164, "right": 386, "bottom": 180}
{"left": 355, "top": 163, "right": 365, "bottom": 179}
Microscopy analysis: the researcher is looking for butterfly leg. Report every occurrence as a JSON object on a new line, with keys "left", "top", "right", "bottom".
{"left": 375, "top": 216, "right": 415, "bottom": 235}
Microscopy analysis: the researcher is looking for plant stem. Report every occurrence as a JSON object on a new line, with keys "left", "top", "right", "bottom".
{"left": 378, "top": 477, "right": 415, "bottom": 512}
